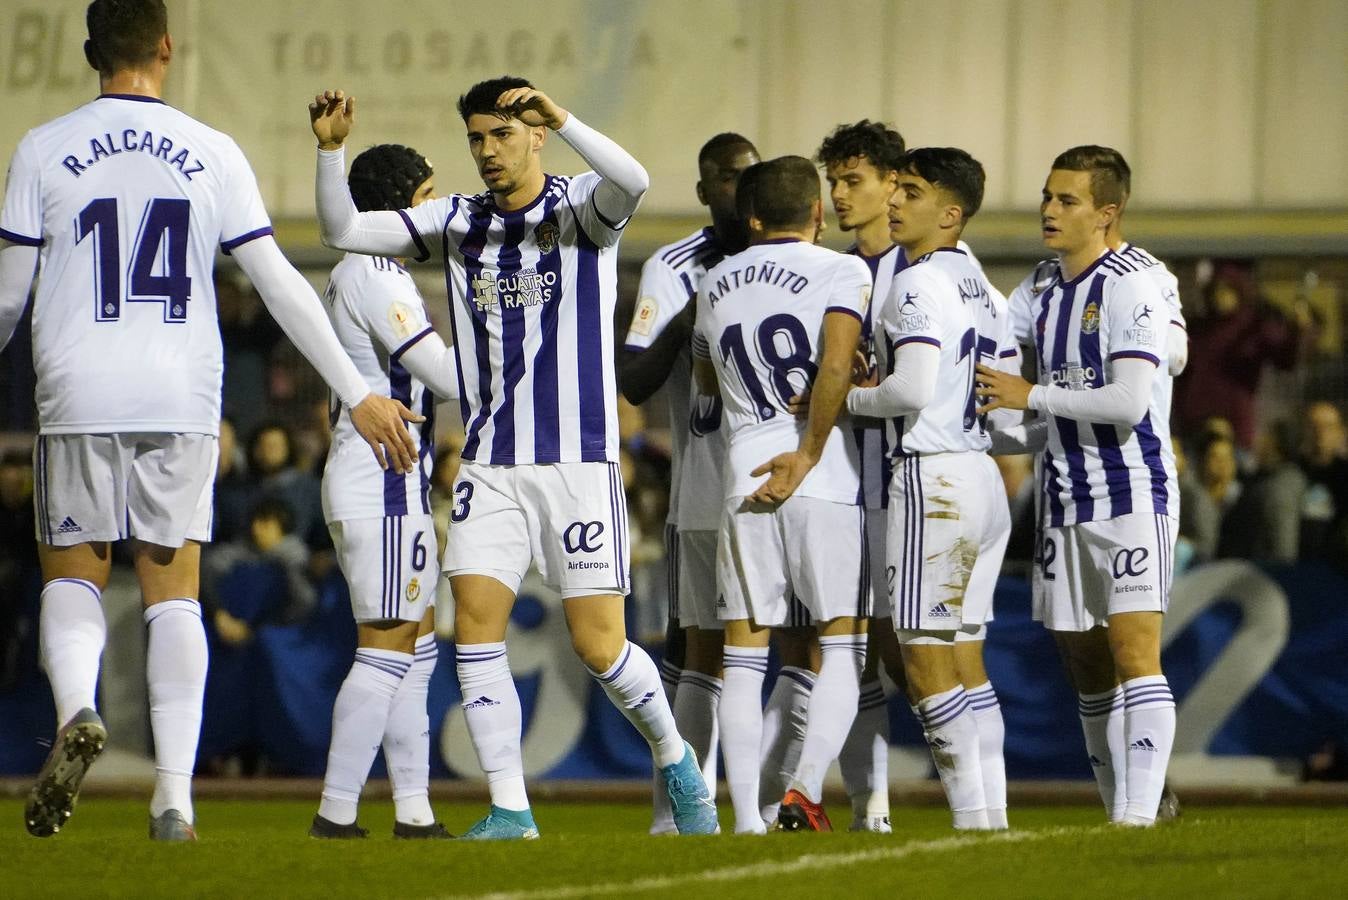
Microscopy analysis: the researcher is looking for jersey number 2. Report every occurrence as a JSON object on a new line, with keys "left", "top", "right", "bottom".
{"left": 76, "top": 197, "right": 192, "bottom": 323}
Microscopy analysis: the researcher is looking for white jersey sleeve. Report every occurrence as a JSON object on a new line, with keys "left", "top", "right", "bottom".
{"left": 397, "top": 194, "right": 457, "bottom": 264}
{"left": 829, "top": 255, "right": 874, "bottom": 324}
{"left": 566, "top": 172, "right": 626, "bottom": 249}
{"left": 0, "top": 134, "right": 43, "bottom": 246}
{"left": 883, "top": 265, "right": 945, "bottom": 352}
{"left": 217, "top": 139, "right": 273, "bottom": 253}
{"left": 1102, "top": 271, "right": 1167, "bottom": 367}
{"left": 625, "top": 253, "right": 690, "bottom": 351}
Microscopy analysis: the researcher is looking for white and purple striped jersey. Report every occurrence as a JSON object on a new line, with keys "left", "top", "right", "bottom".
{"left": 398, "top": 172, "right": 624, "bottom": 465}
{"left": 321, "top": 253, "right": 437, "bottom": 522}
{"left": 0, "top": 94, "right": 273, "bottom": 436}
{"left": 878, "top": 247, "right": 1015, "bottom": 457}
{"left": 623, "top": 227, "right": 728, "bottom": 530}
{"left": 692, "top": 239, "right": 870, "bottom": 505}
{"left": 1009, "top": 243, "right": 1185, "bottom": 349}
{"left": 1030, "top": 250, "right": 1178, "bottom": 526}
{"left": 848, "top": 243, "right": 905, "bottom": 510}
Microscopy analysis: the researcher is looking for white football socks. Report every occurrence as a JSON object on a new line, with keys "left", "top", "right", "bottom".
{"left": 672, "top": 670, "right": 722, "bottom": 799}
{"left": 384, "top": 633, "right": 437, "bottom": 826}
{"left": 916, "top": 686, "right": 988, "bottom": 830}
{"left": 790, "top": 634, "right": 865, "bottom": 803}
{"left": 720, "top": 646, "right": 769, "bottom": 834}
{"left": 650, "top": 655, "right": 682, "bottom": 834}
{"left": 456, "top": 642, "right": 529, "bottom": 811}
{"left": 318, "top": 647, "right": 410, "bottom": 825}
{"left": 1078, "top": 686, "right": 1127, "bottom": 821}
{"left": 144, "top": 599, "right": 209, "bottom": 823}
{"left": 1120, "top": 676, "right": 1176, "bottom": 826}
{"left": 39, "top": 578, "right": 106, "bottom": 725}
{"left": 967, "top": 681, "right": 1008, "bottom": 829}
{"left": 840, "top": 679, "right": 891, "bottom": 823}
{"left": 758, "top": 665, "right": 814, "bottom": 824}
{"left": 590, "top": 641, "right": 685, "bottom": 768}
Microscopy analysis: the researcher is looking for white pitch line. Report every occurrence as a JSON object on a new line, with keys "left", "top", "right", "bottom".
{"left": 446, "top": 825, "right": 1108, "bottom": 900}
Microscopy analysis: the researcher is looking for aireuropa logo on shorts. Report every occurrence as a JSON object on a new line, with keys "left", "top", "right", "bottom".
{"left": 563, "top": 520, "right": 605, "bottom": 554}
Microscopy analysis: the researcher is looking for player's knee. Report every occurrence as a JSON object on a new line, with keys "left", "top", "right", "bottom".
{"left": 570, "top": 626, "right": 625, "bottom": 672}
{"left": 1109, "top": 635, "right": 1161, "bottom": 680}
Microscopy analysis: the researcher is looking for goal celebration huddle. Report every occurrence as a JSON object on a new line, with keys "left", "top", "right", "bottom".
{"left": 2, "top": 0, "right": 1183, "bottom": 841}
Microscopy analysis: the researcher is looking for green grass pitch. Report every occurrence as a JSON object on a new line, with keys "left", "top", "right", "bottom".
{"left": 2, "top": 799, "right": 1345, "bottom": 898}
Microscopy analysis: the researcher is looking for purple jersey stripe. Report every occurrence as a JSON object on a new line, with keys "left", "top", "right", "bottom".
{"left": 0, "top": 226, "right": 42, "bottom": 247}
{"left": 220, "top": 225, "right": 273, "bottom": 254}
{"left": 418, "top": 384, "right": 436, "bottom": 514}
{"left": 826, "top": 305, "right": 863, "bottom": 324}
{"left": 487, "top": 210, "right": 532, "bottom": 464}
{"left": 1110, "top": 350, "right": 1161, "bottom": 366}
{"left": 1048, "top": 279, "right": 1093, "bottom": 522}
{"left": 390, "top": 326, "right": 434, "bottom": 362}
{"left": 1135, "top": 412, "right": 1172, "bottom": 514}
{"left": 397, "top": 209, "right": 431, "bottom": 263}
{"left": 1092, "top": 422, "right": 1135, "bottom": 518}
{"left": 574, "top": 223, "right": 608, "bottom": 462}
{"left": 458, "top": 207, "right": 497, "bottom": 462}
{"left": 894, "top": 335, "right": 941, "bottom": 349}
{"left": 384, "top": 362, "right": 413, "bottom": 516}
{"left": 531, "top": 199, "right": 565, "bottom": 461}
{"left": 1043, "top": 446, "right": 1066, "bottom": 527}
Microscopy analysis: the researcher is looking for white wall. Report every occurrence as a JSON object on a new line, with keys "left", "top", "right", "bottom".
{"left": 2, "top": 0, "right": 1345, "bottom": 217}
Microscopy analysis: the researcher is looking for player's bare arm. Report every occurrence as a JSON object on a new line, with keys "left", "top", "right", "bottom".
{"left": 748, "top": 309, "right": 860, "bottom": 505}
{"left": 618, "top": 302, "right": 695, "bottom": 405}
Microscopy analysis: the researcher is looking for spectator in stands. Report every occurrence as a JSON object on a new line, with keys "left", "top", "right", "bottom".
{"left": 1175, "top": 259, "right": 1312, "bottom": 451}
{"left": 1198, "top": 430, "right": 1242, "bottom": 558}
{"left": 1174, "top": 437, "right": 1219, "bottom": 569}
{"left": 217, "top": 273, "right": 285, "bottom": 438}
{"left": 203, "top": 498, "right": 319, "bottom": 647}
{"left": 1301, "top": 401, "right": 1348, "bottom": 564}
{"left": 212, "top": 417, "right": 252, "bottom": 544}
{"left": 1219, "top": 420, "right": 1306, "bottom": 562}
{"left": 247, "top": 420, "right": 326, "bottom": 550}
{"left": 0, "top": 450, "right": 39, "bottom": 690}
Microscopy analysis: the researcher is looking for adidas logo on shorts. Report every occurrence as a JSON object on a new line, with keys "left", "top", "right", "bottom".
{"left": 1129, "top": 737, "right": 1159, "bottom": 752}
{"left": 931, "top": 602, "right": 953, "bottom": 619}
{"left": 463, "top": 695, "right": 501, "bottom": 709}
{"left": 56, "top": 516, "right": 82, "bottom": 534}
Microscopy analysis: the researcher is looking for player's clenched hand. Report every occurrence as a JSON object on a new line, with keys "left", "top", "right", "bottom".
{"left": 747, "top": 450, "right": 817, "bottom": 506}
{"left": 495, "top": 87, "right": 568, "bottom": 130}
{"left": 350, "top": 394, "right": 424, "bottom": 473}
{"left": 976, "top": 363, "right": 1032, "bottom": 413}
{"left": 310, "top": 90, "right": 355, "bottom": 149}
{"left": 852, "top": 349, "right": 877, "bottom": 387}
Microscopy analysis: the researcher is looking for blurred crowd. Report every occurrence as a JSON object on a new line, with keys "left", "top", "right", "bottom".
{"left": 0, "top": 255, "right": 1345, "bottom": 772}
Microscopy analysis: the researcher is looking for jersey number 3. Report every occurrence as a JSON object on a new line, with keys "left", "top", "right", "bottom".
{"left": 76, "top": 197, "right": 192, "bottom": 323}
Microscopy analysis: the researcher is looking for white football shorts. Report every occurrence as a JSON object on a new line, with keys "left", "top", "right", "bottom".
{"left": 33, "top": 433, "right": 216, "bottom": 548}
{"left": 677, "top": 529, "right": 723, "bottom": 631}
{"left": 442, "top": 461, "right": 630, "bottom": 599}
{"left": 887, "top": 451, "right": 1010, "bottom": 632}
{"left": 1035, "top": 511, "right": 1177, "bottom": 631}
{"left": 330, "top": 514, "right": 437, "bottom": 623}
{"left": 716, "top": 494, "right": 868, "bottom": 627}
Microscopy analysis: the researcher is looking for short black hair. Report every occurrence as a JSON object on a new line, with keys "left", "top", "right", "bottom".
{"left": 250, "top": 497, "right": 295, "bottom": 535}
{"left": 737, "top": 156, "right": 820, "bottom": 231}
{"left": 1051, "top": 145, "right": 1131, "bottom": 208}
{"left": 85, "top": 0, "right": 166, "bottom": 76}
{"left": 698, "top": 132, "right": 757, "bottom": 168}
{"left": 900, "top": 147, "right": 985, "bottom": 220}
{"left": 815, "top": 120, "right": 907, "bottom": 173}
{"left": 349, "top": 145, "right": 433, "bottom": 212}
{"left": 457, "top": 75, "right": 533, "bottom": 122}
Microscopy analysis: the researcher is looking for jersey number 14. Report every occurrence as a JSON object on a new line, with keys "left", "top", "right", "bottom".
{"left": 75, "top": 197, "right": 192, "bottom": 323}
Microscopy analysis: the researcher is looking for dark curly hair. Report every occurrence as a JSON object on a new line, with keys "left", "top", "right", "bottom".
{"left": 348, "top": 144, "right": 433, "bottom": 212}
{"left": 815, "top": 120, "right": 907, "bottom": 173}
{"left": 457, "top": 75, "right": 533, "bottom": 122}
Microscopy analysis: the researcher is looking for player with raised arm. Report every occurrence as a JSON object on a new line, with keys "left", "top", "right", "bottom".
{"left": 845, "top": 148, "right": 1013, "bottom": 831}
{"left": 0, "top": 0, "right": 418, "bottom": 842}
{"left": 978, "top": 146, "right": 1180, "bottom": 827}
{"left": 310, "top": 77, "right": 716, "bottom": 839}
{"left": 310, "top": 145, "right": 461, "bottom": 840}
{"left": 815, "top": 119, "right": 910, "bottom": 833}
{"left": 1001, "top": 146, "right": 1184, "bottom": 824}
{"left": 692, "top": 156, "right": 870, "bottom": 834}
{"left": 618, "top": 132, "right": 759, "bottom": 834}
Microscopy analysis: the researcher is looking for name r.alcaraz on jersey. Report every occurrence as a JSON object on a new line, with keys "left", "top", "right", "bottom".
{"left": 60, "top": 128, "right": 205, "bottom": 181}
